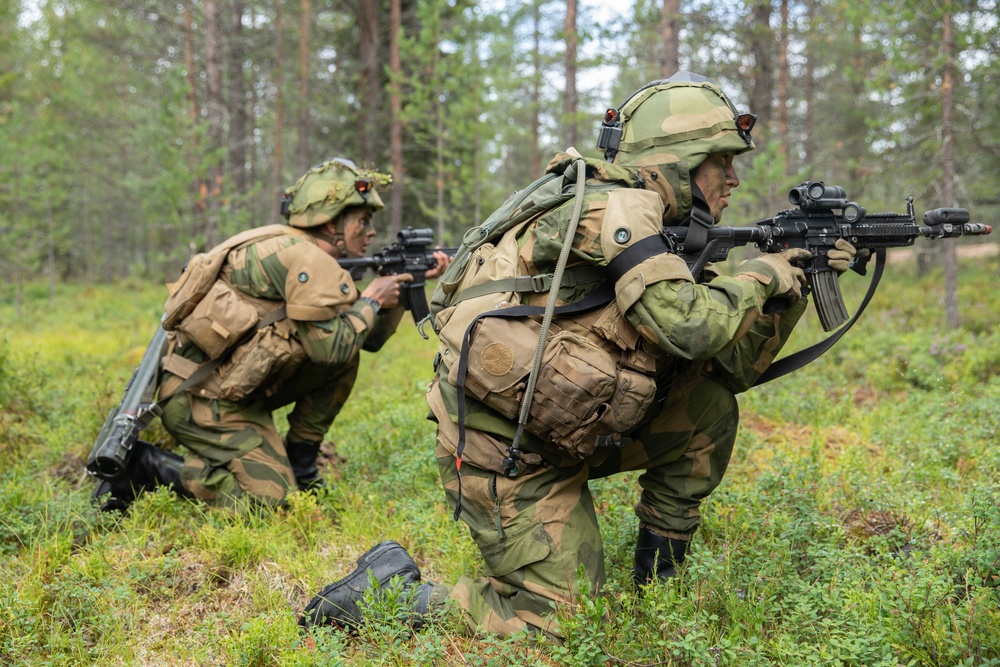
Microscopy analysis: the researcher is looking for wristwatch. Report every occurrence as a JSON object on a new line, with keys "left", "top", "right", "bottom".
{"left": 357, "top": 296, "right": 381, "bottom": 315}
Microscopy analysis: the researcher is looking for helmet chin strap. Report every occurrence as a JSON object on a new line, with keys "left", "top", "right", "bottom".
{"left": 308, "top": 221, "right": 344, "bottom": 252}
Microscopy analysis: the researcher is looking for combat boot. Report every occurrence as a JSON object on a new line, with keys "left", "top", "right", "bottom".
{"left": 632, "top": 525, "right": 689, "bottom": 589}
{"left": 285, "top": 438, "right": 326, "bottom": 491}
{"left": 300, "top": 540, "right": 422, "bottom": 631}
{"left": 91, "top": 440, "right": 192, "bottom": 512}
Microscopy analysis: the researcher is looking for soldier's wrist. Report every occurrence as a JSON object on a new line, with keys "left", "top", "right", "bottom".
{"left": 357, "top": 295, "right": 381, "bottom": 315}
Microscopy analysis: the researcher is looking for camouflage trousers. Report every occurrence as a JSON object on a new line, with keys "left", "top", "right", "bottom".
{"left": 160, "top": 356, "right": 359, "bottom": 509}
{"left": 430, "top": 367, "right": 739, "bottom": 638}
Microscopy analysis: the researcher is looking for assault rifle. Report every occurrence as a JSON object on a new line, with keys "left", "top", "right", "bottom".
{"left": 643, "top": 181, "right": 991, "bottom": 331}
{"left": 623, "top": 181, "right": 991, "bottom": 384}
{"left": 337, "top": 226, "right": 457, "bottom": 328}
{"left": 86, "top": 321, "right": 168, "bottom": 480}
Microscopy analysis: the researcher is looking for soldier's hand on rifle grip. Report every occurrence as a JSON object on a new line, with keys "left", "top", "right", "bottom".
{"left": 737, "top": 248, "right": 811, "bottom": 307}
{"left": 362, "top": 273, "right": 415, "bottom": 310}
{"left": 827, "top": 239, "right": 858, "bottom": 274}
{"left": 424, "top": 250, "right": 452, "bottom": 279}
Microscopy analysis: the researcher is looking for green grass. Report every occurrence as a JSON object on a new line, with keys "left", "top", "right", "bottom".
{"left": 1, "top": 261, "right": 998, "bottom": 666}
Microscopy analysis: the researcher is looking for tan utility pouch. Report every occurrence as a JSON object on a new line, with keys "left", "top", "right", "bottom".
{"left": 175, "top": 281, "right": 260, "bottom": 359}
{"left": 452, "top": 317, "right": 540, "bottom": 419}
{"left": 455, "top": 315, "right": 657, "bottom": 459}
{"left": 163, "top": 251, "right": 229, "bottom": 330}
{"left": 528, "top": 330, "right": 617, "bottom": 455}
{"left": 212, "top": 320, "right": 301, "bottom": 402}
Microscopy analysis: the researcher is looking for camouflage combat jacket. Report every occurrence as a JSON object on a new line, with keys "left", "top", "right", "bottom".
{"left": 429, "top": 152, "right": 807, "bottom": 466}
{"left": 163, "top": 227, "right": 400, "bottom": 403}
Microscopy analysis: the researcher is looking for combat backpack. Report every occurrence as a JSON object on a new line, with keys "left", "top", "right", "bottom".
{"left": 162, "top": 225, "right": 308, "bottom": 358}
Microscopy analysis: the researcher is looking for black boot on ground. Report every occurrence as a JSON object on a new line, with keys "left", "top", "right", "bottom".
{"left": 632, "top": 525, "right": 689, "bottom": 589}
{"left": 285, "top": 438, "right": 326, "bottom": 491}
{"left": 300, "top": 540, "right": 423, "bottom": 631}
{"left": 91, "top": 440, "right": 191, "bottom": 512}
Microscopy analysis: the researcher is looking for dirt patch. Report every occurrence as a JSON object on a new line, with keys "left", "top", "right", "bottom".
{"left": 886, "top": 242, "right": 997, "bottom": 265}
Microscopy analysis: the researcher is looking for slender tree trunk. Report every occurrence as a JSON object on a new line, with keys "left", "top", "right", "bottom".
{"left": 227, "top": 0, "right": 248, "bottom": 198}
{"left": 530, "top": 0, "right": 542, "bottom": 177}
{"left": 205, "top": 0, "right": 225, "bottom": 246}
{"left": 563, "top": 0, "right": 578, "bottom": 149}
{"left": 389, "top": 0, "right": 404, "bottom": 237}
{"left": 182, "top": 0, "right": 207, "bottom": 231}
{"left": 436, "top": 97, "right": 446, "bottom": 243}
{"left": 941, "top": 9, "right": 959, "bottom": 328}
{"left": 848, "top": 24, "right": 865, "bottom": 195}
{"left": 298, "top": 0, "right": 311, "bottom": 171}
{"left": 659, "top": 0, "right": 680, "bottom": 78}
{"left": 46, "top": 193, "right": 56, "bottom": 304}
{"left": 777, "top": 0, "right": 789, "bottom": 168}
{"left": 748, "top": 1, "right": 773, "bottom": 128}
{"left": 803, "top": 0, "right": 816, "bottom": 169}
{"left": 274, "top": 0, "right": 285, "bottom": 217}
{"left": 358, "top": 0, "right": 380, "bottom": 163}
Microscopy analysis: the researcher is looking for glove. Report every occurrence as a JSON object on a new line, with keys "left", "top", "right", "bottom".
{"left": 826, "top": 239, "right": 857, "bottom": 274}
{"left": 737, "top": 248, "right": 811, "bottom": 305}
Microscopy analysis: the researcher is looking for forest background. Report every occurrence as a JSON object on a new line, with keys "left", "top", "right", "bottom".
{"left": 1, "top": 0, "right": 999, "bottom": 303}
{"left": 2, "top": 1, "right": 1000, "bottom": 665}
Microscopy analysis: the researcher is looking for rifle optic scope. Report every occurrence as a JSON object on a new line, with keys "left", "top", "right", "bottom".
{"left": 398, "top": 226, "right": 435, "bottom": 245}
{"left": 789, "top": 181, "right": 865, "bottom": 222}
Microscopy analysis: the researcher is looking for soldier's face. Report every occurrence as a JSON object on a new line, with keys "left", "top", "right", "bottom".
{"left": 340, "top": 207, "right": 377, "bottom": 257}
{"left": 692, "top": 151, "right": 740, "bottom": 223}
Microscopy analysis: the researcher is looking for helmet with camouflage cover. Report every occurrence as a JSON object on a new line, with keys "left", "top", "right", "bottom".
{"left": 282, "top": 158, "right": 390, "bottom": 229}
{"left": 598, "top": 71, "right": 756, "bottom": 170}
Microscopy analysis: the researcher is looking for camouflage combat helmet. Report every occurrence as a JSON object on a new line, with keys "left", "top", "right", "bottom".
{"left": 282, "top": 158, "right": 390, "bottom": 229}
{"left": 597, "top": 71, "right": 756, "bottom": 169}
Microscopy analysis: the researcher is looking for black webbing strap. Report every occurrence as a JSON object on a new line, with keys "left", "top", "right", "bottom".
{"left": 605, "top": 232, "right": 675, "bottom": 284}
{"left": 753, "top": 249, "right": 885, "bottom": 386}
{"left": 451, "top": 282, "right": 614, "bottom": 520}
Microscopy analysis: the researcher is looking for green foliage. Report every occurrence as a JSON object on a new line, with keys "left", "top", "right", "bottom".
{"left": 2, "top": 264, "right": 1000, "bottom": 665}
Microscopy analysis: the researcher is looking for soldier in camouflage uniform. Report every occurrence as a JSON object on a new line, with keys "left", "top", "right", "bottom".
{"left": 301, "top": 74, "right": 856, "bottom": 636}
{"left": 95, "top": 159, "right": 449, "bottom": 512}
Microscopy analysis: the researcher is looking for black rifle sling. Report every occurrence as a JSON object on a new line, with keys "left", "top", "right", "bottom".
{"left": 451, "top": 282, "right": 614, "bottom": 520}
{"left": 605, "top": 232, "right": 673, "bottom": 283}
{"left": 753, "top": 248, "right": 885, "bottom": 385}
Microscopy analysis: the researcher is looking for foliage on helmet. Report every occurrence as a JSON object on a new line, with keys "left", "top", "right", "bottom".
{"left": 613, "top": 74, "right": 754, "bottom": 170}
{"left": 283, "top": 158, "right": 391, "bottom": 229}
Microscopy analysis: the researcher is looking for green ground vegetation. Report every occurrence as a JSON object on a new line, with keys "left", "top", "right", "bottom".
{"left": 1, "top": 260, "right": 998, "bottom": 666}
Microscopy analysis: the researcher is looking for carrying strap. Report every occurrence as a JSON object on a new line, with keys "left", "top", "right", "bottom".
{"left": 753, "top": 248, "right": 885, "bottom": 385}
{"left": 451, "top": 158, "right": 598, "bottom": 521}
{"left": 451, "top": 265, "right": 606, "bottom": 304}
